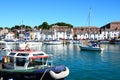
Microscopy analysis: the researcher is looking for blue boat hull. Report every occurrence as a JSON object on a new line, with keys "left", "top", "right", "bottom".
{"left": 0, "top": 65, "right": 67, "bottom": 80}
{"left": 0, "top": 71, "right": 64, "bottom": 80}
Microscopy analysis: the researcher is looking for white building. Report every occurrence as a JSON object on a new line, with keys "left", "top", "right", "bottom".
{"left": 5, "top": 32, "right": 15, "bottom": 40}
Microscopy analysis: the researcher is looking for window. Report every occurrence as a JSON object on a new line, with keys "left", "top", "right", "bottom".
{"left": 28, "top": 58, "right": 48, "bottom": 67}
{"left": 17, "top": 53, "right": 29, "bottom": 56}
{"left": 16, "top": 58, "right": 26, "bottom": 66}
{"left": 33, "top": 53, "right": 44, "bottom": 56}
{"left": 9, "top": 52, "right": 16, "bottom": 56}
{"left": 7, "top": 56, "right": 14, "bottom": 66}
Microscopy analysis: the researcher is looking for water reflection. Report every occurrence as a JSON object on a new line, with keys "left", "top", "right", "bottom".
{"left": 100, "top": 44, "right": 120, "bottom": 63}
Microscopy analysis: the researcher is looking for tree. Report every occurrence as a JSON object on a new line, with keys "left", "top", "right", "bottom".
{"left": 25, "top": 25, "right": 32, "bottom": 30}
{"left": 34, "top": 26, "right": 38, "bottom": 29}
{"left": 41, "top": 22, "right": 49, "bottom": 30}
{"left": 4, "top": 27, "right": 11, "bottom": 30}
{"left": 52, "top": 22, "right": 73, "bottom": 28}
{"left": 0, "top": 27, "right": 3, "bottom": 30}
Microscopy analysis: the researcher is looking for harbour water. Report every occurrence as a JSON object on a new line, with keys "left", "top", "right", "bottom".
{"left": 0, "top": 43, "right": 120, "bottom": 80}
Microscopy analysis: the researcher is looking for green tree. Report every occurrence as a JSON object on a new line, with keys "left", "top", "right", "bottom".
{"left": 52, "top": 22, "right": 73, "bottom": 28}
{"left": 41, "top": 22, "right": 49, "bottom": 30}
{"left": 25, "top": 25, "right": 32, "bottom": 30}
{"left": 4, "top": 27, "right": 11, "bottom": 30}
{"left": 34, "top": 26, "right": 38, "bottom": 29}
{"left": 0, "top": 27, "right": 3, "bottom": 30}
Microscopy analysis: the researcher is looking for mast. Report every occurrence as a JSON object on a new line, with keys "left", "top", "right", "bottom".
{"left": 21, "top": 20, "right": 23, "bottom": 34}
{"left": 87, "top": 8, "right": 91, "bottom": 39}
{"left": 20, "top": 20, "right": 23, "bottom": 40}
{"left": 88, "top": 8, "right": 91, "bottom": 30}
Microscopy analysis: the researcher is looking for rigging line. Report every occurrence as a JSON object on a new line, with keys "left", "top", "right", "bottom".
{"left": 85, "top": 8, "right": 91, "bottom": 27}
{"left": 85, "top": 8, "right": 92, "bottom": 39}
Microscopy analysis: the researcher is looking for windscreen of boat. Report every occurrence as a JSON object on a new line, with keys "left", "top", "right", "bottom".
{"left": 16, "top": 58, "right": 26, "bottom": 66}
{"left": 15, "top": 53, "right": 29, "bottom": 67}
{"left": 28, "top": 56, "right": 48, "bottom": 67}
{"left": 6, "top": 56, "right": 14, "bottom": 66}
{"left": 17, "top": 53, "right": 29, "bottom": 56}
{"left": 9, "top": 52, "right": 16, "bottom": 56}
{"left": 33, "top": 53, "right": 44, "bottom": 56}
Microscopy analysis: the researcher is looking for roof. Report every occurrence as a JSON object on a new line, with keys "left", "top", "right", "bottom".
{"left": 8, "top": 50, "right": 49, "bottom": 59}
{"left": 9, "top": 32, "right": 15, "bottom": 35}
{"left": 110, "top": 21, "right": 120, "bottom": 24}
{"left": 11, "top": 50, "right": 41, "bottom": 53}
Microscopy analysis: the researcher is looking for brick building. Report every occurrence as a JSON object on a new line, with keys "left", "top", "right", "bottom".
{"left": 100, "top": 22, "right": 120, "bottom": 30}
{"left": 100, "top": 22, "right": 120, "bottom": 39}
{"left": 73, "top": 26, "right": 99, "bottom": 39}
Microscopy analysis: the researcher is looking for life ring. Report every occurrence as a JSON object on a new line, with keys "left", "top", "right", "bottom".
{"left": 49, "top": 67, "right": 69, "bottom": 79}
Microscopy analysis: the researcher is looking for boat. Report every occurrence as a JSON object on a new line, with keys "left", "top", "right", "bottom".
{"left": 0, "top": 41, "right": 11, "bottom": 60}
{"left": 0, "top": 41, "right": 10, "bottom": 51}
{"left": 16, "top": 42, "right": 26, "bottom": 50}
{"left": 44, "top": 40, "right": 62, "bottom": 45}
{"left": 25, "top": 41, "right": 43, "bottom": 50}
{"left": 79, "top": 43, "right": 104, "bottom": 51}
{"left": 65, "top": 39, "right": 73, "bottom": 44}
{"left": 99, "top": 39, "right": 110, "bottom": 44}
{"left": 16, "top": 41, "right": 42, "bottom": 51}
{"left": 0, "top": 48, "right": 69, "bottom": 80}
{"left": 73, "top": 40, "right": 81, "bottom": 44}
{"left": 109, "top": 39, "right": 120, "bottom": 44}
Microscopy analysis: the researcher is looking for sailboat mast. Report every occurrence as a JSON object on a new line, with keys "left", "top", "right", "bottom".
{"left": 20, "top": 20, "right": 23, "bottom": 40}
{"left": 88, "top": 8, "right": 91, "bottom": 28}
{"left": 88, "top": 8, "right": 91, "bottom": 39}
{"left": 21, "top": 20, "right": 23, "bottom": 34}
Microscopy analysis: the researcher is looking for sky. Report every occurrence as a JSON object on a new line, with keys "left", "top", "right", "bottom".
{"left": 0, "top": 0, "right": 120, "bottom": 28}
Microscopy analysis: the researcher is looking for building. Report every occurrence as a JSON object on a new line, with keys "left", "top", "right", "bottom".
{"left": 5, "top": 32, "right": 15, "bottom": 40}
{"left": 49, "top": 25, "right": 73, "bottom": 40}
{"left": 73, "top": 26, "right": 100, "bottom": 40}
{"left": 0, "top": 28, "right": 9, "bottom": 40}
{"left": 100, "top": 22, "right": 120, "bottom": 39}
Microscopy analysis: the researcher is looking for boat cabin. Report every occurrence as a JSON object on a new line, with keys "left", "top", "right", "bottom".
{"left": 2, "top": 50, "right": 53, "bottom": 70}
{"left": 0, "top": 41, "right": 10, "bottom": 50}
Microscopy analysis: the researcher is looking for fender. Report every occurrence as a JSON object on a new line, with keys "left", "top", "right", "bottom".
{"left": 49, "top": 67, "right": 69, "bottom": 79}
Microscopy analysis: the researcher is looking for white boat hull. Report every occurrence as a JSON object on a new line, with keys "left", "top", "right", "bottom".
{"left": 44, "top": 41, "right": 62, "bottom": 45}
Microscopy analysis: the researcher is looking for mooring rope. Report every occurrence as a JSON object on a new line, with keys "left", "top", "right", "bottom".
{"left": 40, "top": 69, "right": 48, "bottom": 80}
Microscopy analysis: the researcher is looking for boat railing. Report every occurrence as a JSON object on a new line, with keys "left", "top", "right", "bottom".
{"left": 47, "top": 54, "right": 53, "bottom": 67}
